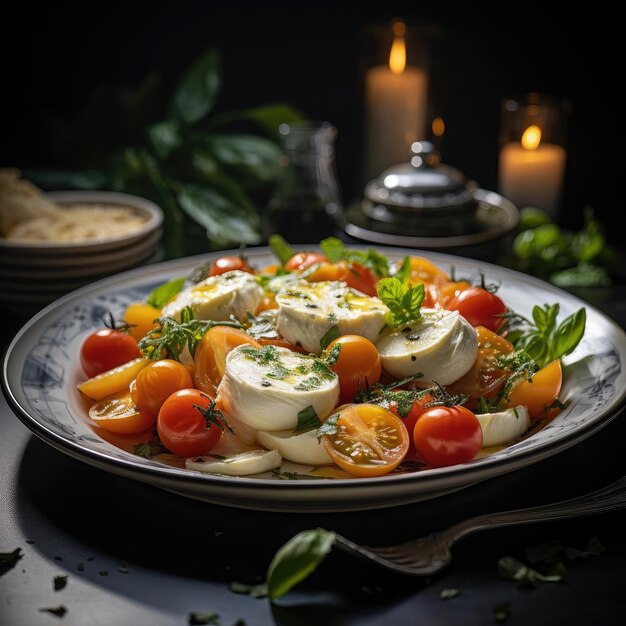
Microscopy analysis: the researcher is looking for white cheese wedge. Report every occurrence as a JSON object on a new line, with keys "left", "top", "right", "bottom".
{"left": 256, "top": 428, "right": 333, "bottom": 466}
{"left": 185, "top": 449, "right": 282, "bottom": 476}
{"left": 376, "top": 308, "right": 477, "bottom": 384}
{"left": 217, "top": 344, "right": 340, "bottom": 431}
{"left": 477, "top": 406, "right": 530, "bottom": 448}
{"left": 275, "top": 280, "right": 387, "bottom": 354}
{"left": 161, "top": 270, "right": 263, "bottom": 322}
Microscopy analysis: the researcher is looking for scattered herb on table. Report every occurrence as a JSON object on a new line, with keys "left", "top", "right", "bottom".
{"left": 493, "top": 602, "right": 512, "bottom": 624}
{"left": 229, "top": 581, "right": 268, "bottom": 598}
{"left": 53, "top": 575, "right": 68, "bottom": 591}
{"left": 39, "top": 606, "right": 68, "bottom": 618}
{"left": 498, "top": 556, "right": 563, "bottom": 587}
{"left": 440, "top": 587, "right": 462, "bottom": 599}
{"left": 188, "top": 611, "right": 220, "bottom": 625}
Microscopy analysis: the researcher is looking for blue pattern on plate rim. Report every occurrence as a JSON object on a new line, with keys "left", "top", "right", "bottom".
{"left": 17, "top": 273, "right": 624, "bottom": 476}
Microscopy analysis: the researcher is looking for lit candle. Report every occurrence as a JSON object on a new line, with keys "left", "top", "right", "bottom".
{"left": 498, "top": 124, "right": 566, "bottom": 217}
{"left": 365, "top": 22, "right": 428, "bottom": 179}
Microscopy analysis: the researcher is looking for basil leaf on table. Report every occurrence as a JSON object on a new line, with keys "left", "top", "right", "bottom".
{"left": 266, "top": 528, "right": 336, "bottom": 601}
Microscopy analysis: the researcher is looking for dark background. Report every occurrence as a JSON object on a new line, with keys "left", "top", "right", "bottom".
{"left": 1, "top": 4, "right": 621, "bottom": 243}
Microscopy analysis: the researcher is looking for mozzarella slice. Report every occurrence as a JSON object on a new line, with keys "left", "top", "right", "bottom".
{"left": 376, "top": 308, "right": 477, "bottom": 384}
{"left": 161, "top": 270, "right": 264, "bottom": 322}
{"left": 276, "top": 280, "right": 387, "bottom": 354}
{"left": 257, "top": 428, "right": 333, "bottom": 466}
{"left": 217, "top": 344, "right": 339, "bottom": 431}
{"left": 477, "top": 406, "right": 530, "bottom": 448}
{"left": 185, "top": 449, "right": 281, "bottom": 476}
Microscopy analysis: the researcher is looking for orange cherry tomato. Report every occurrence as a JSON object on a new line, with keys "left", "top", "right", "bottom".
{"left": 412, "top": 405, "right": 483, "bottom": 467}
{"left": 285, "top": 251, "right": 327, "bottom": 272}
{"left": 157, "top": 389, "right": 225, "bottom": 457}
{"left": 193, "top": 326, "right": 261, "bottom": 395}
{"left": 307, "top": 261, "right": 378, "bottom": 296}
{"left": 447, "top": 326, "right": 515, "bottom": 407}
{"left": 130, "top": 359, "right": 194, "bottom": 417}
{"left": 326, "top": 335, "right": 382, "bottom": 404}
{"left": 124, "top": 302, "right": 162, "bottom": 342}
{"left": 209, "top": 256, "right": 255, "bottom": 277}
{"left": 89, "top": 390, "right": 156, "bottom": 435}
{"left": 255, "top": 294, "right": 277, "bottom": 314}
{"left": 507, "top": 359, "right": 562, "bottom": 421}
{"left": 428, "top": 281, "right": 472, "bottom": 308}
{"left": 401, "top": 256, "right": 449, "bottom": 286}
{"left": 321, "top": 403, "right": 409, "bottom": 477}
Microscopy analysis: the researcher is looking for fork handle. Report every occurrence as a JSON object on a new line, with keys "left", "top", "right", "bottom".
{"left": 449, "top": 476, "right": 626, "bottom": 541}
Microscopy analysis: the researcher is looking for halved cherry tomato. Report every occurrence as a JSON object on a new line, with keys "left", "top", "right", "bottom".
{"left": 285, "top": 251, "right": 327, "bottom": 272}
{"left": 307, "top": 261, "right": 378, "bottom": 296}
{"left": 412, "top": 405, "right": 483, "bottom": 467}
{"left": 157, "top": 389, "right": 225, "bottom": 457}
{"left": 446, "top": 286, "right": 506, "bottom": 332}
{"left": 77, "top": 357, "right": 150, "bottom": 401}
{"left": 130, "top": 359, "right": 194, "bottom": 417}
{"left": 507, "top": 359, "right": 562, "bottom": 421}
{"left": 193, "top": 326, "right": 261, "bottom": 395}
{"left": 321, "top": 403, "right": 409, "bottom": 477}
{"left": 447, "top": 327, "right": 515, "bottom": 407}
{"left": 80, "top": 328, "right": 142, "bottom": 378}
{"left": 124, "top": 302, "right": 162, "bottom": 342}
{"left": 89, "top": 390, "right": 156, "bottom": 435}
{"left": 326, "top": 335, "right": 382, "bottom": 404}
{"left": 209, "top": 256, "right": 255, "bottom": 277}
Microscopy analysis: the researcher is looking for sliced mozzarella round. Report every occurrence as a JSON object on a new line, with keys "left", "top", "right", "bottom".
{"left": 161, "top": 270, "right": 263, "bottom": 322}
{"left": 477, "top": 406, "right": 530, "bottom": 447}
{"left": 276, "top": 280, "right": 387, "bottom": 354}
{"left": 257, "top": 428, "right": 333, "bottom": 466}
{"left": 185, "top": 449, "right": 281, "bottom": 476}
{"left": 376, "top": 308, "right": 477, "bottom": 384}
{"left": 217, "top": 344, "right": 339, "bottom": 431}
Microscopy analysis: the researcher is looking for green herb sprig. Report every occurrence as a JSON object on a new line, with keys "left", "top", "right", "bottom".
{"left": 319, "top": 237, "right": 390, "bottom": 278}
{"left": 376, "top": 277, "right": 425, "bottom": 327}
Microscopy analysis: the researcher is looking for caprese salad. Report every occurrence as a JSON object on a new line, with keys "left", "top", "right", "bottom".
{"left": 76, "top": 236, "right": 587, "bottom": 478}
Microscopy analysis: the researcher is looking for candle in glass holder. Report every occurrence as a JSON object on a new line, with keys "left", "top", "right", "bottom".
{"left": 365, "top": 21, "right": 428, "bottom": 179}
{"left": 499, "top": 124, "right": 566, "bottom": 217}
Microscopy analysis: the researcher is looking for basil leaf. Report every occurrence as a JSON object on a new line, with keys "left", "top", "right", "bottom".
{"left": 319, "top": 325, "right": 340, "bottom": 351}
{"left": 319, "top": 236, "right": 346, "bottom": 262}
{"left": 171, "top": 48, "right": 220, "bottom": 125}
{"left": 550, "top": 263, "right": 611, "bottom": 288}
{"left": 293, "top": 406, "right": 322, "bottom": 435}
{"left": 269, "top": 234, "right": 296, "bottom": 266}
{"left": 376, "top": 278, "right": 424, "bottom": 327}
{"left": 146, "top": 277, "right": 187, "bottom": 308}
{"left": 266, "top": 528, "right": 336, "bottom": 601}
{"left": 552, "top": 308, "right": 586, "bottom": 360}
{"left": 394, "top": 256, "right": 411, "bottom": 284}
{"left": 148, "top": 119, "right": 182, "bottom": 160}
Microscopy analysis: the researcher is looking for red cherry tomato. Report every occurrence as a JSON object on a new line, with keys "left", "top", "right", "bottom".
{"left": 446, "top": 286, "right": 506, "bottom": 332}
{"left": 157, "top": 389, "right": 225, "bottom": 457}
{"left": 412, "top": 405, "right": 483, "bottom": 467}
{"left": 285, "top": 252, "right": 327, "bottom": 272}
{"left": 326, "top": 335, "right": 382, "bottom": 404}
{"left": 80, "top": 329, "right": 142, "bottom": 379}
{"left": 386, "top": 393, "right": 434, "bottom": 457}
{"left": 209, "top": 256, "right": 255, "bottom": 277}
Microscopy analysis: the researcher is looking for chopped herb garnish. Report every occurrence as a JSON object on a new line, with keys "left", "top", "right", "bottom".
{"left": 146, "top": 277, "right": 187, "bottom": 308}
{"left": 319, "top": 237, "right": 390, "bottom": 277}
{"left": 323, "top": 342, "right": 342, "bottom": 366}
{"left": 319, "top": 325, "right": 340, "bottom": 351}
{"left": 53, "top": 575, "right": 68, "bottom": 591}
{"left": 294, "top": 376, "right": 323, "bottom": 391}
{"left": 139, "top": 307, "right": 243, "bottom": 361}
{"left": 245, "top": 310, "right": 279, "bottom": 340}
{"left": 376, "top": 277, "right": 425, "bottom": 327}
{"left": 39, "top": 606, "right": 67, "bottom": 618}
{"left": 317, "top": 412, "right": 342, "bottom": 440}
{"left": 188, "top": 611, "right": 220, "bottom": 625}
{"left": 294, "top": 406, "right": 323, "bottom": 435}
{"left": 271, "top": 469, "right": 332, "bottom": 480}
{"left": 229, "top": 581, "right": 268, "bottom": 598}
{"left": 440, "top": 587, "right": 462, "bottom": 599}
{"left": 133, "top": 436, "right": 169, "bottom": 458}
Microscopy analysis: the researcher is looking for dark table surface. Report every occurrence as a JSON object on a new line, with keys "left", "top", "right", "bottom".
{"left": 2, "top": 254, "right": 626, "bottom": 626}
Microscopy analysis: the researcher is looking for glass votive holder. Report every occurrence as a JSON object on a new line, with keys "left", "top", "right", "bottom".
{"left": 498, "top": 93, "right": 570, "bottom": 221}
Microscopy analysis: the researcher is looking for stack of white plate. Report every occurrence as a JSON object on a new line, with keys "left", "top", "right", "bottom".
{"left": 0, "top": 190, "right": 163, "bottom": 315}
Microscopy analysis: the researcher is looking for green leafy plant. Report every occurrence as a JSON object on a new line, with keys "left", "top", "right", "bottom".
{"left": 512, "top": 207, "right": 616, "bottom": 287}
{"left": 27, "top": 49, "right": 303, "bottom": 258}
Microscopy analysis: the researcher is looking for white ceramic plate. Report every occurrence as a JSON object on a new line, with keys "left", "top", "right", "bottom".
{"left": 3, "top": 247, "right": 626, "bottom": 512}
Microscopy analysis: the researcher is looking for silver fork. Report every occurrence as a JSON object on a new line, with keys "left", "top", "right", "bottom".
{"left": 334, "top": 476, "right": 626, "bottom": 576}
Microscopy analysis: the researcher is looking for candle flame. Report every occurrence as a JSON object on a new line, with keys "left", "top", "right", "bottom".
{"left": 521, "top": 125, "right": 542, "bottom": 150}
{"left": 389, "top": 22, "right": 406, "bottom": 74}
